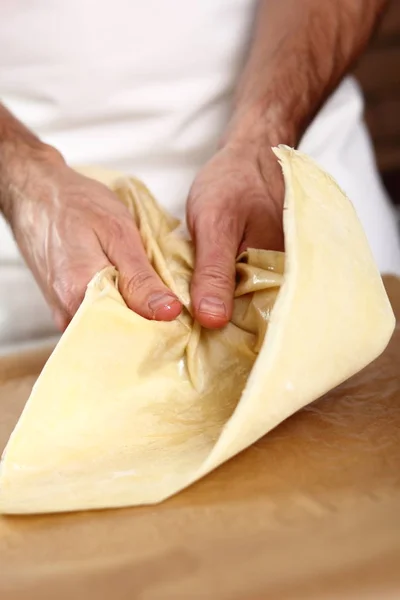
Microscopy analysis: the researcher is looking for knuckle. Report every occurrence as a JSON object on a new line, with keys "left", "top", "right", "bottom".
{"left": 103, "top": 215, "right": 138, "bottom": 255}
{"left": 123, "top": 269, "right": 155, "bottom": 297}
{"left": 196, "top": 263, "right": 235, "bottom": 290}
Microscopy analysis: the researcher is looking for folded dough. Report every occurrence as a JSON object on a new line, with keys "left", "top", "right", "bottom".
{"left": 0, "top": 146, "right": 395, "bottom": 514}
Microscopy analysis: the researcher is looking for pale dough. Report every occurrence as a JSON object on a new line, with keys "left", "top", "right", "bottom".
{"left": 0, "top": 146, "right": 395, "bottom": 514}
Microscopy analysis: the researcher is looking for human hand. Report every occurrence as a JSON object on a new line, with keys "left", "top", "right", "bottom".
{"left": 7, "top": 152, "right": 182, "bottom": 330}
{"left": 187, "top": 143, "right": 284, "bottom": 329}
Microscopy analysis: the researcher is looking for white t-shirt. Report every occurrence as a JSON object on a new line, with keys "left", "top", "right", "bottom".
{"left": 0, "top": 0, "right": 399, "bottom": 347}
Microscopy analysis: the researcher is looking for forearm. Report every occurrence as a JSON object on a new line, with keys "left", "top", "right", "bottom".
{"left": 223, "top": 0, "right": 388, "bottom": 150}
{"left": 0, "top": 103, "right": 63, "bottom": 222}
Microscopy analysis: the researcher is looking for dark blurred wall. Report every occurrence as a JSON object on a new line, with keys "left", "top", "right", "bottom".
{"left": 354, "top": 0, "right": 400, "bottom": 204}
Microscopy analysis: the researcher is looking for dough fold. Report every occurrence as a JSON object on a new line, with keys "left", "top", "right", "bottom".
{"left": 0, "top": 146, "right": 395, "bottom": 514}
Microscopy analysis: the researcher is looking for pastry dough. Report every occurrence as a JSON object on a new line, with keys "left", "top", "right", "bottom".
{"left": 0, "top": 146, "right": 395, "bottom": 514}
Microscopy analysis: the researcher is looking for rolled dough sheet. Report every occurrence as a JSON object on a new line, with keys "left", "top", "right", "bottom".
{"left": 0, "top": 146, "right": 395, "bottom": 514}
{"left": 0, "top": 278, "right": 399, "bottom": 600}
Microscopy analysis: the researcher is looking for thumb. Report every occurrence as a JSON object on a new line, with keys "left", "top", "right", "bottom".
{"left": 190, "top": 208, "right": 240, "bottom": 329}
{"left": 102, "top": 218, "right": 182, "bottom": 321}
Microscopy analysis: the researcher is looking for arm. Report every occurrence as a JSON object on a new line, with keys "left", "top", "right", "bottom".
{"left": 0, "top": 103, "right": 181, "bottom": 327}
{"left": 188, "top": 0, "right": 387, "bottom": 328}
{"left": 225, "top": 0, "right": 387, "bottom": 149}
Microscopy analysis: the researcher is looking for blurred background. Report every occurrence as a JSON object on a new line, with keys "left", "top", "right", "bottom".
{"left": 355, "top": 0, "right": 400, "bottom": 211}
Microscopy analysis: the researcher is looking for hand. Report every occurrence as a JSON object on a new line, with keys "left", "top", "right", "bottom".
{"left": 187, "top": 143, "right": 284, "bottom": 329}
{"left": 9, "top": 154, "right": 182, "bottom": 330}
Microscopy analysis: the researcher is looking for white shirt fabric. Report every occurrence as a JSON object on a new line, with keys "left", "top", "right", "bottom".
{"left": 0, "top": 0, "right": 399, "bottom": 348}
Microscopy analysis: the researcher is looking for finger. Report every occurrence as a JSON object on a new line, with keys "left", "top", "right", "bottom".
{"left": 190, "top": 208, "right": 240, "bottom": 329}
{"left": 102, "top": 216, "right": 182, "bottom": 321}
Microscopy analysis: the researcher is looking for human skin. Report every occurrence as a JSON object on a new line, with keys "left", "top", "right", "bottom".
{"left": 0, "top": 0, "right": 388, "bottom": 330}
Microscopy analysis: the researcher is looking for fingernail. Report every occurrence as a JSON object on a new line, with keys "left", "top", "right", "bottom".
{"left": 148, "top": 292, "right": 179, "bottom": 319}
{"left": 198, "top": 296, "right": 226, "bottom": 318}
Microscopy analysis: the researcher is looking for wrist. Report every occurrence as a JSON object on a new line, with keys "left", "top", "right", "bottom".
{"left": 0, "top": 137, "right": 65, "bottom": 224}
{"left": 220, "top": 98, "right": 300, "bottom": 159}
